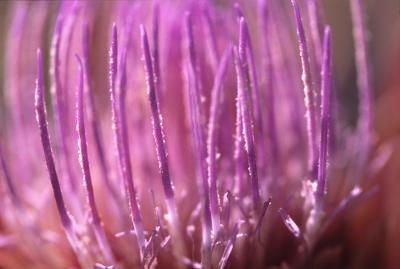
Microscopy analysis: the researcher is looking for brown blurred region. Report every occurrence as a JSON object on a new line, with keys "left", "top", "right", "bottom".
{"left": 325, "top": 0, "right": 400, "bottom": 267}
{"left": 374, "top": 50, "right": 400, "bottom": 269}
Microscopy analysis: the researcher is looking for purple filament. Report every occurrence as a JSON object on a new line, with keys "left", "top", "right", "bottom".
{"left": 81, "top": 22, "right": 122, "bottom": 210}
{"left": 184, "top": 11, "right": 213, "bottom": 269}
{"left": 140, "top": 25, "right": 178, "bottom": 224}
{"left": 75, "top": 55, "right": 116, "bottom": 264}
{"left": 234, "top": 47, "right": 261, "bottom": 210}
{"left": 108, "top": 24, "right": 146, "bottom": 257}
{"left": 291, "top": 0, "right": 318, "bottom": 180}
{"left": 350, "top": 0, "right": 372, "bottom": 172}
{"left": 206, "top": 44, "right": 232, "bottom": 235}
{"left": 35, "top": 48, "right": 92, "bottom": 268}
{"left": 316, "top": 27, "right": 332, "bottom": 206}
{"left": 50, "top": 15, "right": 77, "bottom": 193}
{"left": 35, "top": 48, "right": 72, "bottom": 231}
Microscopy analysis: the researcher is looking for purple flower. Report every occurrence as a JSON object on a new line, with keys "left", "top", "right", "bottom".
{"left": 0, "top": 1, "right": 387, "bottom": 268}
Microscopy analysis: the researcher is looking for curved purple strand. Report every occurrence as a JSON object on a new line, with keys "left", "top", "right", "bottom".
{"left": 202, "top": 6, "right": 220, "bottom": 73}
{"left": 81, "top": 22, "right": 121, "bottom": 207}
{"left": 140, "top": 25, "right": 176, "bottom": 213}
{"left": 152, "top": 1, "right": 161, "bottom": 93}
{"left": 35, "top": 49, "right": 71, "bottom": 229}
{"left": 184, "top": 12, "right": 212, "bottom": 227}
{"left": 36, "top": 49, "right": 92, "bottom": 268}
{"left": 237, "top": 15, "right": 264, "bottom": 145}
{"left": 350, "top": 0, "right": 372, "bottom": 170}
{"left": 61, "top": 2, "right": 80, "bottom": 126}
{"left": 233, "top": 87, "right": 245, "bottom": 196}
{"left": 108, "top": 24, "right": 146, "bottom": 255}
{"left": 234, "top": 48, "right": 261, "bottom": 210}
{"left": 185, "top": 11, "right": 205, "bottom": 111}
{"left": 76, "top": 54, "right": 99, "bottom": 225}
{"left": 307, "top": 0, "right": 323, "bottom": 68}
{"left": 316, "top": 27, "right": 332, "bottom": 206}
{"left": 291, "top": 0, "right": 318, "bottom": 180}
{"left": 184, "top": 11, "right": 213, "bottom": 269}
{"left": 75, "top": 55, "right": 116, "bottom": 264}
{"left": 50, "top": 16, "right": 77, "bottom": 192}
{"left": 206, "top": 45, "right": 232, "bottom": 235}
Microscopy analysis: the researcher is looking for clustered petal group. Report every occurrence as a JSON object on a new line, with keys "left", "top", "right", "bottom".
{"left": 0, "top": 1, "right": 380, "bottom": 268}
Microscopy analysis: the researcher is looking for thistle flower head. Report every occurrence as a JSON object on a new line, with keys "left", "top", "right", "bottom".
{"left": 0, "top": 1, "right": 392, "bottom": 268}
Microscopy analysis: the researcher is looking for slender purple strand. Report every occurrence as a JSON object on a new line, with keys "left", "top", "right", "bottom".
{"left": 206, "top": 45, "right": 232, "bottom": 235}
{"left": 61, "top": 2, "right": 80, "bottom": 125}
{"left": 35, "top": 48, "right": 71, "bottom": 230}
{"left": 50, "top": 15, "right": 77, "bottom": 192}
{"left": 140, "top": 25, "right": 177, "bottom": 220}
{"left": 291, "top": 0, "right": 318, "bottom": 180}
{"left": 234, "top": 48, "right": 261, "bottom": 210}
{"left": 254, "top": 198, "right": 271, "bottom": 236}
{"left": 152, "top": 1, "right": 161, "bottom": 93}
{"left": 75, "top": 55, "right": 115, "bottom": 264}
{"left": 185, "top": 11, "right": 212, "bottom": 229}
{"left": 218, "top": 223, "right": 239, "bottom": 269}
{"left": 202, "top": 6, "right": 220, "bottom": 73}
{"left": 268, "top": 2, "right": 306, "bottom": 158}
{"left": 307, "top": 0, "right": 323, "bottom": 68}
{"left": 109, "top": 24, "right": 146, "bottom": 255}
{"left": 150, "top": 189, "right": 166, "bottom": 239}
{"left": 237, "top": 15, "right": 264, "bottom": 145}
{"left": 184, "top": 11, "right": 206, "bottom": 110}
{"left": 221, "top": 191, "right": 231, "bottom": 237}
{"left": 81, "top": 22, "right": 121, "bottom": 210}
{"left": 233, "top": 88, "right": 245, "bottom": 196}
{"left": 185, "top": 11, "right": 213, "bottom": 269}
{"left": 350, "top": 0, "right": 372, "bottom": 164}
{"left": 316, "top": 27, "right": 332, "bottom": 205}
{"left": 36, "top": 49, "right": 92, "bottom": 268}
